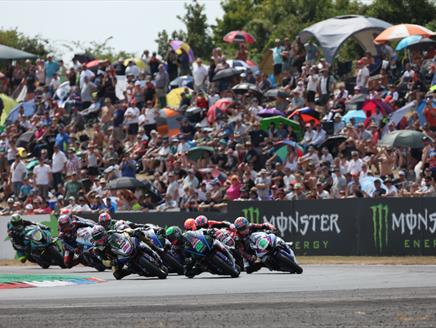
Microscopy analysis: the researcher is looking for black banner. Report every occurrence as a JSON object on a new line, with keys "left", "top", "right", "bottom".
{"left": 77, "top": 197, "right": 436, "bottom": 256}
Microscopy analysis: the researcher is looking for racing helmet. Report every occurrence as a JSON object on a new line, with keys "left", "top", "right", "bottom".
{"left": 98, "top": 212, "right": 112, "bottom": 227}
{"left": 91, "top": 225, "right": 108, "bottom": 247}
{"left": 58, "top": 214, "right": 74, "bottom": 233}
{"left": 165, "top": 226, "right": 182, "bottom": 243}
{"left": 184, "top": 218, "right": 196, "bottom": 231}
{"left": 234, "top": 217, "right": 250, "bottom": 234}
{"left": 194, "top": 215, "right": 208, "bottom": 229}
{"left": 10, "top": 213, "right": 23, "bottom": 227}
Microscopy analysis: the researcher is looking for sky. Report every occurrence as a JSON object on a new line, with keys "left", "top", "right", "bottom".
{"left": 0, "top": 0, "right": 224, "bottom": 62}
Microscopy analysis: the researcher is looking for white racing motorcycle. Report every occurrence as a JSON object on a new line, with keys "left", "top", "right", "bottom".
{"left": 249, "top": 231, "right": 303, "bottom": 274}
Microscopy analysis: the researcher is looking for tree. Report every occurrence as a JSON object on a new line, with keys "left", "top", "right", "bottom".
{"left": 155, "top": 29, "right": 170, "bottom": 57}
{"left": 177, "top": 0, "right": 213, "bottom": 60}
{"left": 0, "top": 28, "right": 50, "bottom": 58}
{"left": 364, "top": 0, "right": 436, "bottom": 26}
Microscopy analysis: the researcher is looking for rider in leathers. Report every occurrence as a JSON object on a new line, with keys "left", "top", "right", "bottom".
{"left": 7, "top": 213, "right": 50, "bottom": 263}
{"left": 57, "top": 214, "right": 95, "bottom": 268}
{"left": 233, "top": 217, "right": 274, "bottom": 273}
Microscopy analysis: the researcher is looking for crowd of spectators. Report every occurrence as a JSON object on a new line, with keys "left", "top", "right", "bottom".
{"left": 0, "top": 35, "right": 435, "bottom": 215}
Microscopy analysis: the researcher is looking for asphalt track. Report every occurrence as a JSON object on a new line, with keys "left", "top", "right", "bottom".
{"left": 0, "top": 265, "right": 436, "bottom": 327}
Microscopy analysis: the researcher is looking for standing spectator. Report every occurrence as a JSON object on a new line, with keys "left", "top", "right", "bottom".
{"left": 124, "top": 102, "right": 140, "bottom": 142}
{"left": 33, "top": 157, "right": 52, "bottom": 199}
{"left": 44, "top": 55, "right": 59, "bottom": 85}
{"left": 10, "top": 155, "right": 27, "bottom": 197}
{"left": 51, "top": 144, "right": 67, "bottom": 191}
{"left": 155, "top": 64, "right": 169, "bottom": 108}
{"left": 64, "top": 172, "right": 83, "bottom": 200}
{"left": 272, "top": 39, "right": 284, "bottom": 82}
{"left": 355, "top": 58, "right": 369, "bottom": 94}
{"left": 192, "top": 58, "right": 208, "bottom": 93}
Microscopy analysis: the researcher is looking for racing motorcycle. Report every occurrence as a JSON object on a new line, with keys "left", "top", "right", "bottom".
{"left": 74, "top": 227, "right": 107, "bottom": 272}
{"left": 184, "top": 230, "right": 240, "bottom": 278}
{"left": 108, "top": 231, "right": 168, "bottom": 279}
{"left": 141, "top": 228, "right": 184, "bottom": 275}
{"left": 249, "top": 231, "right": 303, "bottom": 274}
{"left": 212, "top": 228, "right": 243, "bottom": 270}
{"left": 23, "top": 225, "right": 65, "bottom": 269}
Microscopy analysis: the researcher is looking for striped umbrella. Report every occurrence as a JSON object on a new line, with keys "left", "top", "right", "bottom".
{"left": 374, "top": 24, "right": 434, "bottom": 44}
{"left": 288, "top": 107, "right": 320, "bottom": 124}
{"left": 157, "top": 107, "right": 182, "bottom": 137}
{"left": 274, "top": 140, "right": 304, "bottom": 160}
{"left": 170, "top": 40, "right": 195, "bottom": 62}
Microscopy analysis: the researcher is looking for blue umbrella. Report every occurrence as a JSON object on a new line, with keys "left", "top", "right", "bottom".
{"left": 5, "top": 100, "right": 36, "bottom": 124}
{"left": 342, "top": 110, "right": 367, "bottom": 124}
{"left": 395, "top": 35, "right": 422, "bottom": 51}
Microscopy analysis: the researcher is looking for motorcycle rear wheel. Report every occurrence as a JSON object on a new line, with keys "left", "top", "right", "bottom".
{"left": 276, "top": 251, "right": 303, "bottom": 274}
{"left": 137, "top": 256, "right": 168, "bottom": 279}
{"left": 45, "top": 245, "right": 66, "bottom": 269}
{"left": 211, "top": 253, "right": 240, "bottom": 278}
{"left": 162, "top": 253, "right": 184, "bottom": 275}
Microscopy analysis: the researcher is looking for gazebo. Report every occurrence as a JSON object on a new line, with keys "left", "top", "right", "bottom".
{"left": 299, "top": 15, "right": 392, "bottom": 64}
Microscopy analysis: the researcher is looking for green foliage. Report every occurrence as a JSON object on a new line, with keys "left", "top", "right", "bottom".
{"left": 62, "top": 37, "right": 133, "bottom": 62}
{"left": 177, "top": 0, "right": 213, "bottom": 59}
{"left": 155, "top": 29, "right": 170, "bottom": 57}
{"left": 364, "top": 0, "right": 436, "bottom": 26}
{"left": 0, "top": 28, "right": 50, "bottom": 58}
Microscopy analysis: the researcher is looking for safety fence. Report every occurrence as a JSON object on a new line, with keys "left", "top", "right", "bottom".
{"left": 1, "top": 197, "right": 435, "bottom": 259}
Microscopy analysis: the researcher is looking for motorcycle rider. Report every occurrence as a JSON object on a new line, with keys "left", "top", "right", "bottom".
{"left": 90, "top": 225, "right": 161, "bottom": 280}
{"left": 233, "top": 216, "right": 275, "bottom": 273}
{"left": 98, "top": 212, "right": 153, "bottom": 232}
{"left": 181, "top": 228, "right": 236, "bottom": 278}
{"left": 7, "top": 213, "right": 50, "bottom": 263}
{"left": 165, "top": 226, "right": 185, "bottom": 262}
{"left": 57, "top": 213, "right": 95, "bottom": 268}
{"left": 183, "top": 218, "right": 197, "bottom": 231}
{"left": 194, "top": 215, "right": 234, "bottom": 230}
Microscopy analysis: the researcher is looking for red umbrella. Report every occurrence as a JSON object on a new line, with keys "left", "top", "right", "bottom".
{"left": 223, "top": 31, "right": 256, "bottom": 44}
{"left": 85, "top": 59, "right": 103, "bottom": 69}
{"left": 207, "top": 98, "right": 234, "bottom": 123}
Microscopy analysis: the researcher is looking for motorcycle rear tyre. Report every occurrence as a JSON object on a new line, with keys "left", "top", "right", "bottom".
{"left": 162, "top": 253, "right": 184, "bottom": 275}
{"left": 211, "top": 254, "right": 240, "bottom": 278}
{"left": 46, "top": 245, "right": 66, "bottom": 269}
{"left": 276, "top": 251, "right": 303, "bottom": 274}
{"left": 137, "top": 256, "right": 168, "bottom": 279}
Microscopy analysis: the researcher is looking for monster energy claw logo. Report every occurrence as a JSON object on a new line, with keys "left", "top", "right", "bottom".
{"left": 242, "top": 207, "right": 260, "bottom": 224}
{"left": 370, "top": 204, "right": 389, "bottom": 252}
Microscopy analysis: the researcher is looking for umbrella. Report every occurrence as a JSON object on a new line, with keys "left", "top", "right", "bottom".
{"left": 223, "top": 30, "right": 256, "bottom": 44}
{"left": 170, "top": 40, "right": 195, "bottom": 62}
{"left": 260, "top": 116, "right": 300, "bottom": 132}
{"left": 107, "top": 177, "right": 145, "bottom": 190}
{"left": 374, "top": 24, "right": 434, "bottom": 44}
{"left": 211, "top": 98, "right": 234, "bottom": 111}
{"left": 212, "top": 68, "right": 241, "bottom": 81}
{"left": 232, "top": 83, "right": 262, "bottom": 97}
{"left": 0, "top": 44, "right": 37, "bottom": 60}
{"left": 166, "top": 87, "right": 193, "bottom": 108}
{"left": 207, "top": 98, "right": 234, "bottom": 123}
{"left": 288, "top": 107, "right": 320, "bottom": 124}
{"left": 378, "top": 130, "right": 429, "bottom": 148}
{"left": 85, "top": 59, "right": 103, "bottom": 69}
{"left": 123, "top": 58, "right": 146, "bottom": 70}
{"left": 187, "top": 146, "right": 214, "bottom": 161}
{"left": 362, "top": 99, "right": 392, "bottom": 117}
{"left": 360, "top": 176, "right": 387, "bottom": 197}
{"left": 258, "top": 108, "right": 284, "bottom": 118}
{"left": 26, "top": 159, "right": 39, "bottom": 171}
{"left": 342, "top": 110, "right": 367, "bottom": 124}
{"left": 395, "top": 35, "right": 436, "bottom": 51}
{"left": 264, "top": 88, "right": 289, "bottom": 99}
{"left": 0, "top": 94, "right": 17, "bottom": 125}
{"left": 157, "top": 107, "right": 182, "bottom": 137}
{"left": 16, "top": 130, "right": 35, "bottom": 148}
{"left": 274, "top": 140, "right": 304, "bottom": 159}
{"left": 169, "top": 75, "right": 193, "bottom": 89}
{"left": 320, "top": 136, "right": 347, "bottom": 152}
{"left": 5, "top": 100, "right": 36, "bottom": 124}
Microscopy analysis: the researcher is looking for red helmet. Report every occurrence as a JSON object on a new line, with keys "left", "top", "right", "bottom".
{"left": 98, "top": 212, "right": 112, "bottom": 227}
{"left": 58, "top": 214, "right": 74, "bottom": 233}
{"left": 234, "top": 217, "right": 250, "bottom": 235}
{"left": 194, "top": 215, "right": 208, "bottom": 229}
{"left": 184, "top": 218, "right": 197, "bottom": 231}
